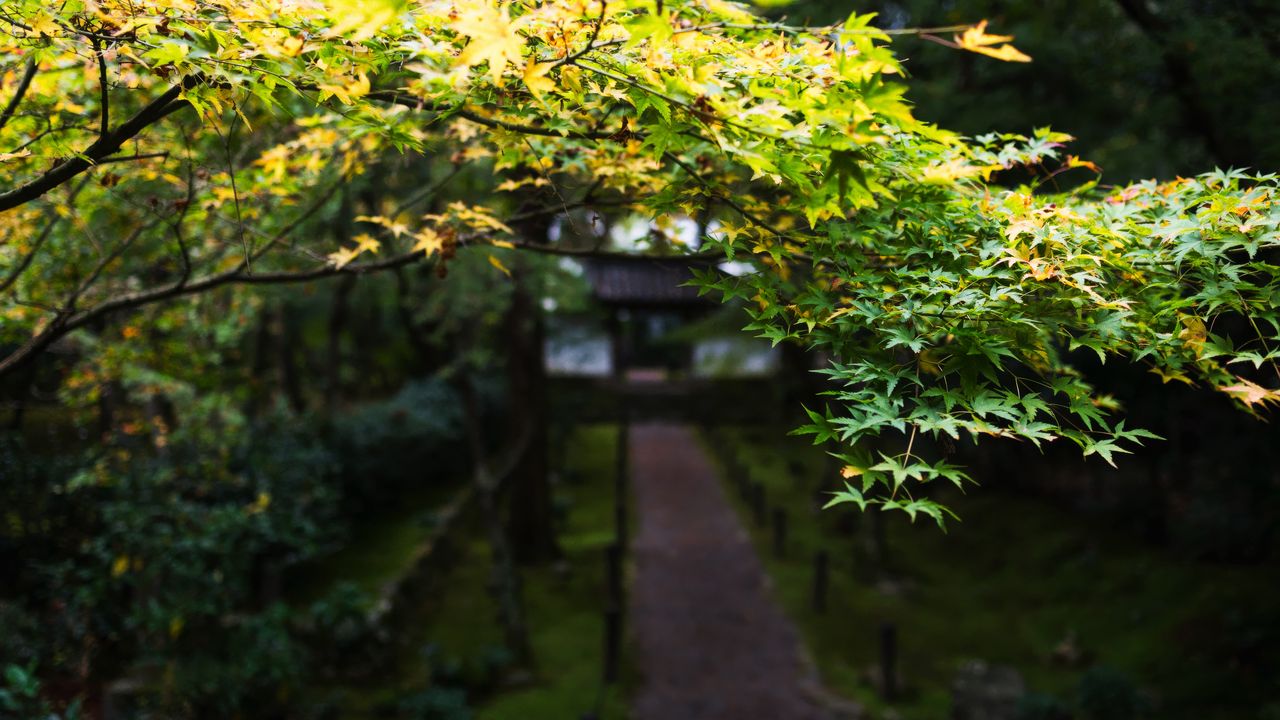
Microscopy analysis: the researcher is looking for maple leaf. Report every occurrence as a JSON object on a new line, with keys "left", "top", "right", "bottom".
{"left": 495, "top": 177, "right": 549, "bottom": 192}
{"left": 523, "top": 60, "right": 556, "bottom": 100}
{"left": 488, "top": 253, "right": 512, "bottom": 277}
{"left": 353, "top": 233, "right": 381, "bottom": 255}
{"left": 921, "top": 158, "right": 1000, "bottom": 184}
{"left": 326, "top": 0, "right": 406, "bottom": 40}
{"left": 955, "top": 21, "right": 1032, "bottom": 63}
{"left": 1178, "top": 314, "right": 1207, "bottom": 354}
{"left": 327, "top": 247, "right": 360, "bottom": 268}
{"left": 1065, "top": 155, "right": 1101, "bottom": 173}
{"left": 357, "top": 214, "right": 412, "bottom": 238}
{"left": 454, "top": 0, "right": 527, "bottom": 85}
{"left": 318, "top": 73, "right": 370, "bottom": 105}
{"left": 412, "top": 228, "right": 444, "bottom": 256}
{"left": 27, "top": 10, "right": 61, "bottom": 37}
{"left": 1219, "top": 377, "right": 1280, "bottom": 409}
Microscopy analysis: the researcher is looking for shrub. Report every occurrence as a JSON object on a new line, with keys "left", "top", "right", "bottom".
{"left": 327, "top": 378, "right": 467, "bottom": 509}
{"left": 0, "top": 664, "right": 81, "bottom": 720}
{"left": 1077, "top": 666, "right": 1149, "bottom": 720}
{"left": 397, "top": 687, "right": 472, "bottom": 720}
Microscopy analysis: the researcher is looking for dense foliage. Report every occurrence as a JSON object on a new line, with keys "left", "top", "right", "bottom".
{"left": 1, "top": 1, "right": 1277, "bottom": 525}
{"left": 0, "top": 379, "right": 477, "bottom": 715}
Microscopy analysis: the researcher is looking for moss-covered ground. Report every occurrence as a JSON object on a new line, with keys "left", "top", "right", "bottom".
{"left": 705, "top": 424, "right": 1280, "bottom": 720}
{"left": 286, "top": 482, "right": 463, "bottom": 610}
{"left": 314, "top": 423, "right": 631, "bottom": 718}
{"left": 463, "top": 423, "right": 631, "bottom": 720}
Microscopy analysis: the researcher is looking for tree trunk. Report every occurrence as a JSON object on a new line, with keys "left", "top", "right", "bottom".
{"left": 244, "top": 309, "right": 274, "bottom": 418}
{"left": 324, "top": 275, "right": 356, "bottom": 412}
{"left": 458, "top": 373, "right": 533, "bottom": 667}
{"left": 98, "top": 379, "right": 120, "bottom": 441}
{"left": 393, "top": 267, "right": 440, "bottom": 374}
{"left": 6, "top": 362, "right": 35, "bottom": 432}
{"left": 275, "top": 303, "right": 306, "bottom": 413}
{"left": 505, "top": 271, "right": 560, "bottom": 565}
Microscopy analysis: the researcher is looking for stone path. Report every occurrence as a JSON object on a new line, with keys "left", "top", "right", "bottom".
{"left": 628, "top": 423, "right": 834, "bottom": 720}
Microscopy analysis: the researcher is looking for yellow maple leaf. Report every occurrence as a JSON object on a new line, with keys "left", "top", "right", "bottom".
{"left": 412, "top": 228, "right": 444, "bottom": 256}
{"left": 488, "top": 253, "right": 512, "bottom": 277}
{"left": 318, "top": 72, "right": 371, "bottom": 105}
{"left": 247, "top": 492, "right": 272, "bottom": 515}
{"left": 495, "top": 177, "right": 550, "bottom": 192}
{"left": 1004, "top": 218, "right": 1041, "bottom": 241}
{"left": 955, "top": 21, "right": 1032, "bottom": 63}
{"left": 328, "top": 247, "right": 360, "bottom": 268}
{"left": 353, "top": 233, "right": 381, "bottom": 254}
{"left": 523, "top": 60, "right": 556, "bottom": 100}
{"left": 1178, "top": 315, "right": 1207, "bottom": 353}
{"left": 559, "top": 65, "right": 583, "bottom": 95}
{"left": 28, "top": 10, "right": 61, "bottom": 37}
{"left": 1065, "top": 155, "right": 1101, "bottom": 173}
{"left": 454, "top": 0, "right": 527, "bottom": 86}
{"left": 325, "top": 0, "right": 405, "bottom": 40}
{"left": 922, "top": 158, "right": 1001, "bottom": 184}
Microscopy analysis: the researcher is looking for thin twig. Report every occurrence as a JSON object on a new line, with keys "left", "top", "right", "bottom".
{"left": 0, "top": 57, "right": 37, "bottom": 132}
{"left": 92, "top": 38, "right": 109, "bottom": 138}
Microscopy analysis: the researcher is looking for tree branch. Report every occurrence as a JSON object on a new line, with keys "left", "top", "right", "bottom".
{"left": 93, "top": 38, "right": 109, "bottom": 138}
{"left": 0, "top": 57, "right": 36, "bottom": 132}
{"left": 367, "top": 90, "right": 617, "bottom": 141}
{"left": 0, "top": 83, "right": 189, "bottom": 212}
{"left": 0, "top": 233, "right": 716, "bottom": 378}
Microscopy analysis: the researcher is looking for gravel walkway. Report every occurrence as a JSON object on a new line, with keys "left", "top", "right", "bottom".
{"left": 628, "top": 423, "right": 834, "bottom": 720}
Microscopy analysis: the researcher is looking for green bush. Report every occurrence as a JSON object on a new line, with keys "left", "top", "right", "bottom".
{"left": 1077, "top": 666, "right": 1149, "bottom": 720}
{"left": 0, "top": 664, "right": 81, "bottom": 720}
{"left": 397, "top": 687, "right": 473, "bottom": 720}
{"left": 1018, "top": 692, "right": 1072, "bottom": 720}
{"left": 327, "top": 378, "right": 467, "bottom": 509}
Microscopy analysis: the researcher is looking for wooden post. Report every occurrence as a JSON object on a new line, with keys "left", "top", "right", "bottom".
{"left": 608, "top": 310, "right": 624, "bottom": 380}
{"left": 879, "top": 621, "right": 898, "bottom": 701}
{"left": 614, "top": 413, "right": 629, "bottom": 551}
{"left": 771, "top": 507, "right": 787, "bottom": 558}
{"left": 605, "top": 543, "right": 623, "bottom": 605}
{"left": 751, "top": 482, "right": 766, "bottom": 526}
{"left": 603, "top": 543, "right": 623, "bottom": 684}
{"left": 851, "top": 534, "right": 859, "bottom": 580}
{"left": 726, "top": 458, "right": 742, "bottom": 496}
{"left": 871, "top": 509, "right": 888, "bottom": 569}
{"left": 603, "top": 606, "right": 621, "bottom": 684}
{"left": 812, "top": 550, "right": 829, "bottom": 614}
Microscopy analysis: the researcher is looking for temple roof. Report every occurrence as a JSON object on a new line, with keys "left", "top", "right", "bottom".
{"left": 582, "top": 256, "right": 718, "bottom": 307}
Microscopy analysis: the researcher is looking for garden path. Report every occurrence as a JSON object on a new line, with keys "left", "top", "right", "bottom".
{"left": 628, "top": 423, "right": 835, "bottom": 720}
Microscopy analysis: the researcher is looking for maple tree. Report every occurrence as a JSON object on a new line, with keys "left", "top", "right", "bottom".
{"left": 2, "top": 0, "right": 1278, "bottom": 523}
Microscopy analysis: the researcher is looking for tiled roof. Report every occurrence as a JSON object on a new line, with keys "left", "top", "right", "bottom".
{"left": 583, "top": 256, "right": 717, "bottom": 305}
